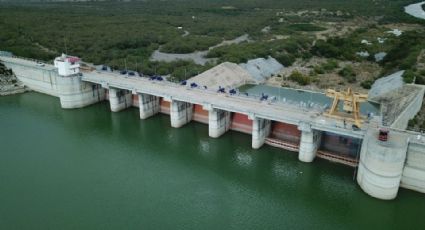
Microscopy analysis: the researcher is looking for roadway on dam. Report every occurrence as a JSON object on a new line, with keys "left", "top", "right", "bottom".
{"left": 82, "top": 70, "right": 367, "bottom": 139}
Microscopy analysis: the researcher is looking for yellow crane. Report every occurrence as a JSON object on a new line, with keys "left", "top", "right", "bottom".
{"left": 324, "top": 88, "right": 368, "bottom": 127}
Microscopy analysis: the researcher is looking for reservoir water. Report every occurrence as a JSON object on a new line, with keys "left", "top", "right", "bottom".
{"left": 0, "top": 92, "right": 424, "bottom": 229}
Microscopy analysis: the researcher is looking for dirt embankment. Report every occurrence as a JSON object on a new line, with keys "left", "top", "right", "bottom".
{"left": 0, "top": 62, "right": 26, "bottom": 96}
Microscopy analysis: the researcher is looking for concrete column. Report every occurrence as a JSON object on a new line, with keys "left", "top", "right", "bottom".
{"left": 298, "top": 122, "right": 322, "bottom": 163}
{"left": 170, "top": 100, "right": 193, "bottom": 128}
{"left": 208, "top": 108, "right": 231, "bottom": 138}
{"left": 252, "top": 117, "right": 271, "bottom": 149}
{"left": 357, "top": 129, "right": 408, "bottom": 200}
{"left": 109, "top": 88, "right": 132, "bottom": 112}
{"left": 138, "top": 93, "right": 160, "bottom": 119}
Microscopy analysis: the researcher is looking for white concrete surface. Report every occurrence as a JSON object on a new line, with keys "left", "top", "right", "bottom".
{"left": 298, "top": 122, "right": 322, "bottom": 163}
{"left": 170, "top": 100, "right": 193, "bottom": 128}
{"left": 138, "top": 93, "right": 160, "bottom": 119}
{"left": 252, "top": 118, "right": 271, "bottom": 149}
{"left": 357, "top": 129, "right": 409, "bottom": 200}
{"left": 109, "top": 88, "right": 132, "bottom": 112}
{"left": 208, "top": 108, "right": 231, "bottom": 138}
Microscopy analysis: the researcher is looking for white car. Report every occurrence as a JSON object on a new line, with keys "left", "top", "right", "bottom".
{"left": 36, "top": 62, "right": 45, "bottom": 67}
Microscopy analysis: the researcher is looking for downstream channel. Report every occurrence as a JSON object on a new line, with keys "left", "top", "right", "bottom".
{"left": 0, "top": 92, "right": 424, "bottom": 229}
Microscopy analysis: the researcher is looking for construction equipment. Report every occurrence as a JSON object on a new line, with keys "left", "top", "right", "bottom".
{"left": 324, "top": 88, "right": 368, "bottom": 128}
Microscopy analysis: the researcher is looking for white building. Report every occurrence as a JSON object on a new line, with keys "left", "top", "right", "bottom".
{"left": 54, "top": 54, "right": 80, "bottom": 76}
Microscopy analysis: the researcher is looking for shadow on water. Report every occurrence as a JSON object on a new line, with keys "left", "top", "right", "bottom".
{"left": 0, "top": 92, "right": 424, "bottom": 230}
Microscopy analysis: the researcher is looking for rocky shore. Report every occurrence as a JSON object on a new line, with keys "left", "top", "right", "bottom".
{"left": 0, "top": 62, "right": 26, "bottom": 96}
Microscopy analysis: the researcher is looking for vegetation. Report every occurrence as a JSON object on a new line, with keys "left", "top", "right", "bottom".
{"left": 288, "top": 71, "right": 311, "bottom": 85}
{"left": 360, "top": 80, "right": 373, "bottom": 89}
{"left": 338, "top": 66, "right": 356, "bottom": 83}
{"left": 0, "top": 0, "right": 424, "bottom": 82}
{"left": 206, "top": 37, "right": 310, "bottom": 64}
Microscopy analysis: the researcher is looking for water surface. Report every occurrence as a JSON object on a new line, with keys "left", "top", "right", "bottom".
{"left": 0, "top": 92, "right": 424, "bottom": 229}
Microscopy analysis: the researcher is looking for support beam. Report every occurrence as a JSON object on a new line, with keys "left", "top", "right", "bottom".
{"left": 170, "top": 100, "right": 193, "bottom": 128}
{"left": 138, "top": 93, "right": 160, "bottom": 119}
{"left": 252, "top": 117, "right": 271, "bottom": 149}
{"left": 298, "top": 122, "right": 322, "bottom": 163}
{"left": 208, "top": 108, "right": 231, "bottom": 138}
{"left": 109, "top": 88, "right": 132, "bottom": 112}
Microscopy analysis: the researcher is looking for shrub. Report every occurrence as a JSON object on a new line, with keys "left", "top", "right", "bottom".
{"left": 361, "top": 80, "right": 373, "bottom": 89}
{"left": 288, "top": 71, "right": 310, "bottom": 85}
{"left": 275, "top": 54, "right": 295, "bottom": 67}
{"left": 403, "top": 69, "right": 415, "bottom": 83}
{"left": 322, "top": 59, "right": 339, "bottom": 72}
{"left": 339, "top": 66, "right": 356, "bottom": 83}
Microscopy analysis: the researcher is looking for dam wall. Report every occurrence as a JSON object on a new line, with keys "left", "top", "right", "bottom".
{"left": 2, "top": 59, "right": 60, "bottom": 97}
{"left": 1, "top": 57, "right": 105, "bottom": 108}
{"left": 401, "top": 140, "right": 425, "bottom": 193}
{"left": 391, "top": 85, "right": 425, "bottom": 129}
{"left": 3, "top": 55, "right": 425, "bottom": 200}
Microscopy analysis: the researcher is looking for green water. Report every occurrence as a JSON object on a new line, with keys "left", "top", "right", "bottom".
{"left": 0, "top": 92, "right": 424, "bottom": 230}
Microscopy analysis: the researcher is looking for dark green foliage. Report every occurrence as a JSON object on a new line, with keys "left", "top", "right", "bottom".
{"left": 275, "top": 54, "right": 296, "bottom": 67}
{"left": 403, "top": 69, "right": 415, "bottom": 83}
{"left": 313, "top": 60, "right": 339, "bottom": 74}
{"left": 0, "top": 0, "right": 423, "bottom": 78}
{"left": 408, "top": 117, "right": 417, "bottom": 127}
{"left": 339, "top": 65, "right": 356, "bottom": 83}
{"left": 286, "top": 23, "right": 326, "bottom": 32}
{"left": 382, "top": 31, "right": 425, "bottom": 73}
{"left": 207, "top": 38, "right": 311, "bottom": 65}
{"left": 288, "top": 71, "right": 310, "bottom": 85}
{"left": 160, "top": 36, "right": 221, "bottom": 54}
{"left": 311, "top": 38, "right": 357, "bottom": 60}
{"left": 360, "top": 80, "right": 373, "bottom": 89}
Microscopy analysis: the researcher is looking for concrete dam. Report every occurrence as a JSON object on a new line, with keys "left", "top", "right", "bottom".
{"left": 2, "top": 54, "right": 425, "bottom": 200}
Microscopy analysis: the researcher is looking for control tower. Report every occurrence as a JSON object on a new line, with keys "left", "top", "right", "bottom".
{"left": 54, "top": 54, "right": 80, "bottom": 76}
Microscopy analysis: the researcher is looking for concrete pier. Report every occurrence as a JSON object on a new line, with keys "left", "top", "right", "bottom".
{"left": 170, "top": 100, "right": 193, "bottom": 128}
{"left": 357, "top": 129, "right": 408, "bottom": 200}
{"left": 58, "top": 75, "right": 106, "bottom": 109}
{"left": 208, "top": 108, "right": 231, "bottom": 138}
{"left": 138, "top": 93, "right": 160, "bottom": 119}
{"left": 298, "top": 122, "right": 322, "bottom": 163}
{"left": 252, "top": 117, "right": 271, "bottom": 149}
{"left": 109, "top": 88, "right": 132, "bottom": 112}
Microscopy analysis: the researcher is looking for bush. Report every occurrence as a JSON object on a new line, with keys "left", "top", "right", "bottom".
{"left": 408, "top": 118, "right": 417, "bottom": 128}
{"left": 288, "top": 71, "right": 310, "bottom": 85}
{"left": 339, "top": 66, "right": 356, "bottom": 83}
{"left": 403, "top": 69, "right": 415, "bottom": 83}
{"left": 322, "top": 59, "right": 339, "bottom": 71}
{"left": 361, "top": 80, "right": 373, "bottom": 89}
{"left": 275, "top": 54, "right": 295, "bottom": 67}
